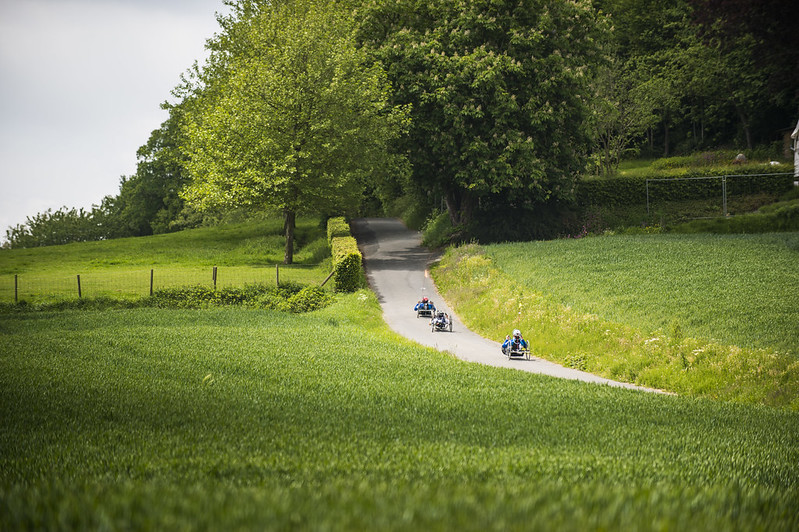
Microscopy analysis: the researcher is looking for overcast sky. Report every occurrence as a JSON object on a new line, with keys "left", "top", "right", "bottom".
{"left": 0, "top": 0, "right": 228, "bottom": 243}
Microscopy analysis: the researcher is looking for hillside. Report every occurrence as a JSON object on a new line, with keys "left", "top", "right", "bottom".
{"left": 432, "top": 234, "right": 799, "bottom": 409}
{"left": 0, "top": 216, "right": 331, "bottom": 303}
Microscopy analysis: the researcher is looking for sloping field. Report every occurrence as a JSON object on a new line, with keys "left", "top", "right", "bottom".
{"left": 487, "top": 233, "right": 799, "bottom": 355}
{"left": 432, "top": 233, "right": 799, "bottom": 408}
{"left": 1, "top": 292, "right": 798, "bottom": 530}
{"left": 0, "top": 216, "right": 331, "bottom": 303}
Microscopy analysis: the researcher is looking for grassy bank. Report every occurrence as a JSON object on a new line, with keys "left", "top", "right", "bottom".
{"left": 1, "top": 292, "right": 798, "bottom": 530}
{"left": 0, "top": 216, "right": 331, "bottom": 302}
{"left": 432, "top": 234, "right": 799, "bottom": 409}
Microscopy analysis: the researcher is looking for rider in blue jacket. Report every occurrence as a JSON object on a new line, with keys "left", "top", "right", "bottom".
{"left": 414, "top": 296, "right": 436, "bottom": 312}
{"left": 502, "top": 329, "right": 528, "bottom": 352}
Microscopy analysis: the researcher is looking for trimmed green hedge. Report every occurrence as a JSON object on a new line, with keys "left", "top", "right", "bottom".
{"left": 331, "top": 236, "right": 363, "bottom": 293}
{"left": 327, "top": 217, "right": 350, "bottom": 244}
{"left": 577, "top": 167, "right": 794, "bottom": 206}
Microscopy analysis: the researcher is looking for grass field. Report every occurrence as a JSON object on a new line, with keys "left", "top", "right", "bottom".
{"left": 0, "top": 216, "right": 331, "bottom": 302}
{"left": 2, "top": 292, "right": 798, "bottom": 530}
{"left": 489, "top": 233, "right": 799, "bottom": 355}
{"left": 432, "top": 233, "right": 799, "bottom": 408}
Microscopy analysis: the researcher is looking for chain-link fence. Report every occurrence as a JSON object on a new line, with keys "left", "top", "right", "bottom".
{"left": 645, "top": 172, "right": 794, "bottom": 218}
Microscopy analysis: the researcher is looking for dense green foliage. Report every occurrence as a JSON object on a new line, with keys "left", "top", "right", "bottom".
{"left": 688, "top": 0, "right": 799, "bottom": 142}
{"left": 596, "top": 0, "right": 797, "bottom": 161}
{"left": 327, "top": 217, "right": 364, "bottom": 293}
{"left": 331, "top": 236, "right": 364, "bottom": 293}
{"left": 3, "top": 205, "right": 114, "bottom": 249}
{"left": 0, "top": 283, "right": 333, "bottom": 314}
{"left": 357, "top": 0, "right": 606, "bottom": 227}
{"left": 1, "top": 294, "right": 797, "bottom": 530}
{"left": 577, "top": 166, "right": 793, "bottom": 207}
{"left": 7, "top": 0, "right": 797, "bottom": 248}
{"left": 178, "top": 0, "right": 408, "bottom": 263}
{"left": 433, "top": 236, "right": 799, "bottom": 408}
{"left": 326, "top": 216, "right": 351, "bottom": 244}
{"left": 147, "top": 283, "right": 332, "bottom": 312}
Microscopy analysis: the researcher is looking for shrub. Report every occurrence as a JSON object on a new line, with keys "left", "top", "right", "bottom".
{"left": 421, "top": 211, "right": 456, "bottom": 248}
{"left": 286, "top": 286, "right": 333, "bottom": 313}
{"left": 331, "top": 236, "right": 364, "bottom": 293}
{"left": 78, "top": 282, "right": 336, "bottom": 312}
{"left": 326, "top": 217, "right": 350, "bottom": 244}
{"left": 250, "top": 291, "right": 291, "bottom": 311}
{"left": 147, "top": 285, "right": 220, "bottom": 308}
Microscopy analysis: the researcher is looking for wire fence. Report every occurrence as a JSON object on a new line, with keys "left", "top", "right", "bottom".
{"left": 645, "top": 172, "right": 794, "bottom": 218}
{"left": 2, "top": 265, "right": 325, "bottom": 303}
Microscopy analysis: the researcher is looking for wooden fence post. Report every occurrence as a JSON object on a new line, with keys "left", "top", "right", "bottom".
{"left": 150, "top": 269, "right": 154, "bottom": 296}
{"left": 213, "top": 266, "right": 218, "bottom": 290}
{"left": 77, "top": 274, "right": 82, "bottom": 299}
{"left": 320, "top": 270, "right": 335, "bottom": 287}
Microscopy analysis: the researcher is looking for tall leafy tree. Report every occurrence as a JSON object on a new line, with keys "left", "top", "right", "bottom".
{"left": 357, "top": 0, "right": 607, "bottom": 227}
{"left": 595, "top": 0, "right": 697, "bottom": 156}
{"left": 589, "top": 51, "right": 664, "bottom": 175}
{"left": 177, "top": 0, "right": 408, "bottom": 263}
{"left": 114, "top": 103, "right": 192, "bottom": 236}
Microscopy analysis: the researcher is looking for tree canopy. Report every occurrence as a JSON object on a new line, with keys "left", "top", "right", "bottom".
{"left": 177, "top": 0, "right": 408, "bottom": 263}
{"left": 357, "top": 0, "right": 607, "bottom": 227}
{"left": 6, "top": 0, "right": 797, "bottom": 248}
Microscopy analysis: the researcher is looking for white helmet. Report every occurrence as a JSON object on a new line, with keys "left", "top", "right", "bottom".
{"left": 513, "top": 329, "right": 521, "bottom": 338}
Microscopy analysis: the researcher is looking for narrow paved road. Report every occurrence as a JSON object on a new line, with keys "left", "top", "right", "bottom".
{"left": 351, "top": 217, "right": 659, "bottom": 392}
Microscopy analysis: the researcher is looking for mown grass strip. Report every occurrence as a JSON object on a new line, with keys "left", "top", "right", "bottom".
{"left": 1, "top": 292, "right": 798, "bottom": 530}
{"left": 432, "top": 240, "right": 799, "bottom": 409}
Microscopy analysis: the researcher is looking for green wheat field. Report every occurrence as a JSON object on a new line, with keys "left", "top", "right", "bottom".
{"left": 1, "top": 220, "right": 798, "bottom": 530}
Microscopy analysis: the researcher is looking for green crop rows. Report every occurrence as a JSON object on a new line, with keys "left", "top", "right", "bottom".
{"left": 2, "top": 292, "right": 798, "bottom": 530}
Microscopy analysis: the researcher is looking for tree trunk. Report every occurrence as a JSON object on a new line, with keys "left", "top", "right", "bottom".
{"left": 283, "top": 209, "right": 295, "bottom": 265}
{"left": 734, "top": 103, "right": 753, "bottom": 150}
{"left": 444, "top": 188, "right": 474, "bottom": 227}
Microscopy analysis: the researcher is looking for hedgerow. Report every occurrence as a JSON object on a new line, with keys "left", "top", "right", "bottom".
{"left": 326, "top": 217, "right": 350, "bottom": 244}
{"left": 330, "top": 236, "right": 364, "bottom": 292}
{"left": 577, "top": 166, "right": 793, "bottom": 206}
